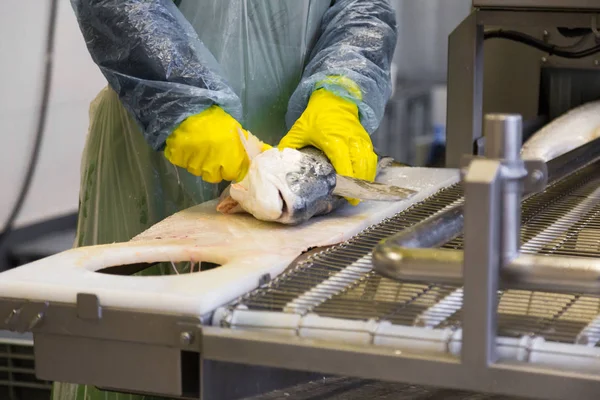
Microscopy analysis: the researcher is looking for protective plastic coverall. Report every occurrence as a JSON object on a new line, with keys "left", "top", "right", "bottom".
{"left": 53, "top": 0, "right": 397, "bottom": 399}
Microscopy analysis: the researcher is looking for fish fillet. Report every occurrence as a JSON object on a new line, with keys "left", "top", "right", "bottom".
{"left": 521, "top": 100, "right": 600, "bottom": 162}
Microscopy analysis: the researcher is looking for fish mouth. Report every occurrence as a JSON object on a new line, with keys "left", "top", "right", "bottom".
{"left": 278, "top": 190, "right": 288, "bottom": 218}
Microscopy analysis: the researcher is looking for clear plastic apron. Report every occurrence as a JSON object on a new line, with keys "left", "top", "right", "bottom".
{"left": 52, "top": 1, "right": 330, "bottom": 399}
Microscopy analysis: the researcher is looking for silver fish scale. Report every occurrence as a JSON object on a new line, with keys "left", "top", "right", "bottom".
{"left": 232, "top": 161, "right": 600, "bottom": 346}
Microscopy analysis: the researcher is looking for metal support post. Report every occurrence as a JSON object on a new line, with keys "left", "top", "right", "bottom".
{"left": 462, "top": 114, "right": 525, "bottom": 369}
{"left": 462, "top": 156, "right": 502, "bottom": 368}
{"left": 484, "top": 114, "right": 525, "bottom": 265}
{"left": 446, "top": 11, "right": 484, "bottom": 168}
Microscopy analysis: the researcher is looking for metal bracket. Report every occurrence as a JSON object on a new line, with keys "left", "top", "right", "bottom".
{"left": 460, "top": 155, "right": 548, "bottom": 194}
{"left": 77, "top": 293, "right": 102, "bottom": 320}
{"left": 0, "top": 295, "right": 203, "bottom": 398}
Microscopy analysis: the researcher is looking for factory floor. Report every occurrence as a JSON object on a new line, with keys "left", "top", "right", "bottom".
{"left": 247, "top": 377, "right": 527, "bottom": 400}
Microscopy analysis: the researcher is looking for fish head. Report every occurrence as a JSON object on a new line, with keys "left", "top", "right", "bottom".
{"left": 229, "top": 147, "right": 337, "bottom": 224}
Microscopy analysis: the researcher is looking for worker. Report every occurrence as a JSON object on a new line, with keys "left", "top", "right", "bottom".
{"left": 54, "top": 0, "right": 397, "bottom": 399}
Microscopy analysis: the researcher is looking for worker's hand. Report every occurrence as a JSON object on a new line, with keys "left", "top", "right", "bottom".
{"left": 278, "top": 80, "right": 377, "bottom": 206}
{"left": 165, "top": 106, "right": 261, "bottom": 183}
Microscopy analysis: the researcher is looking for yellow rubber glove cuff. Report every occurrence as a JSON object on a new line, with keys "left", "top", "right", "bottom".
{"left": 315, "top": 75, "right": 363, "bottom": 102}
{"left": 164, "top": 106, "right": 251, "bottom": 183}
{"left": 279, "top": 83, "right": 377, "bottom": 206}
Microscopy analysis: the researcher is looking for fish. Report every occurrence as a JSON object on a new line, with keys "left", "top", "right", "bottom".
{"left": 521, "top": 100, "right": 600, "bottom": 162}
{"left": 216, "top": 130, "right": 416, "bottom": 225}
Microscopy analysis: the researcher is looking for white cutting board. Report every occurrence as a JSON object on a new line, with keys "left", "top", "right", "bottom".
{"left": 0, "top": 168, "right": 458, "bottom": 317}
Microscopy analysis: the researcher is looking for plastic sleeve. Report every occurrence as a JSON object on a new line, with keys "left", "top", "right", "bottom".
{"left": 286, "top": 0, "right": 398, "bottom": 134}
{"left": 71, "top": 0, "right": 243, "bottom": 150}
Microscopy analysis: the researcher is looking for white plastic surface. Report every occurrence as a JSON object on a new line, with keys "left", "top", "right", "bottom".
{"left": 0, "top": 167, "right": 458, "bottom": 317}
{"left": 217, "top": 309, "right": 302, "bottom": 337}
{"left": 299, "top": 314, "right": 378, "bottom": 344}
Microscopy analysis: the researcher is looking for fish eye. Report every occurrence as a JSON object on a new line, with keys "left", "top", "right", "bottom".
{"left": 287, "top": 172, "right": 300, "bottom": 182}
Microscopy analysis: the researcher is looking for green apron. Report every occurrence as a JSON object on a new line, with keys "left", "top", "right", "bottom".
{"left": 52, "top": 1, "right": 330, "bottom": 399}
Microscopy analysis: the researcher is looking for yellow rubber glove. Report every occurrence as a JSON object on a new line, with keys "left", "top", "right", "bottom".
{"left": 278, "top": 77, "right": 377, "bottom": 206}
{"left": 165, "top": 106, "right": 269, "bottom": 183}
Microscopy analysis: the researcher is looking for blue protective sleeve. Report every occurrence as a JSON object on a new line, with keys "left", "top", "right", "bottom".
{"left": 71, "top": 0, "right": 243, "bottom": 150}
{"left": 286, "top": 0, "right": 398, "bottom": 134}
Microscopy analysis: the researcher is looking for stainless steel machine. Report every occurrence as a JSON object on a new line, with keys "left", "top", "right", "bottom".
{"left": 6, "top": 1, "right": 600, "bottom": 399}
{"left": 446, "top": 0, "right": 600, "bottom": 167}
{"left": 4, "top": 112, "right": 600, "bottom": 399}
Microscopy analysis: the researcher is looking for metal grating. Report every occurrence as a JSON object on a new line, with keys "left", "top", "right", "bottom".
{"left": 237, "top": 184, "right": 463, "bottom": 313}
{"left": 234, "top": 161, "right": 600, "bottom": 346}
{"left": 443, "top": 161, "right": 600, "bottom": 254}
{"left": 0, "top": 336, "right": 52, "bottom": 400}
{"left": 246, "top": 376, "right": 524, "bottom": 400}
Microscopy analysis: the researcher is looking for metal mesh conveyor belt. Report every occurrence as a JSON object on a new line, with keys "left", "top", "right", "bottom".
{"left": 230, "top": 160, "right": 600, "bottom": 346}
{"left": 245, "top": 376, "right": 522, "bottom": 400}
